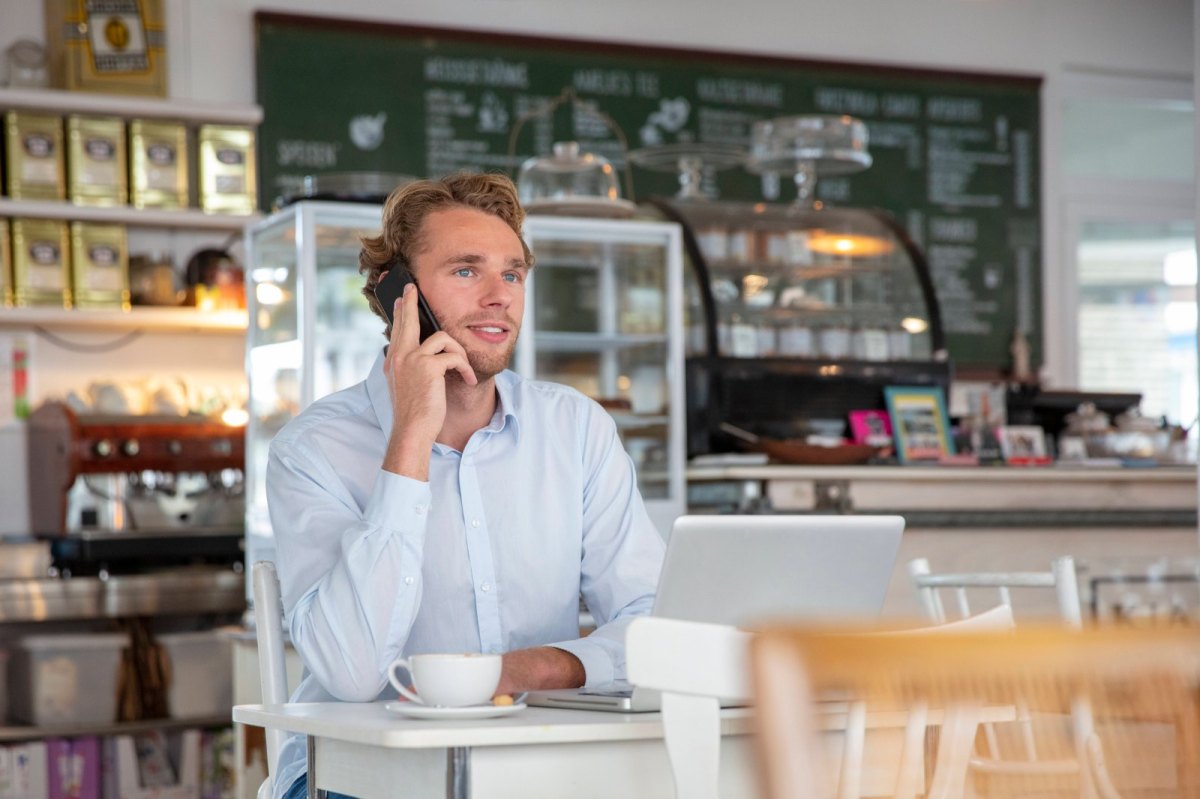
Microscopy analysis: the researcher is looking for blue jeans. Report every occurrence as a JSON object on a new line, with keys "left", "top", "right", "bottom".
{"left": 282, "top": 774, "right": 359, "bottom": 799}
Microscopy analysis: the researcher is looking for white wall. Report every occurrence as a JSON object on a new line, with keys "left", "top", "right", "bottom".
{"left": 3, "top": 0, "right": 1192, "bottom": 392}
{"left": 4, "top": 1, "right": 1191, "bottom": 106}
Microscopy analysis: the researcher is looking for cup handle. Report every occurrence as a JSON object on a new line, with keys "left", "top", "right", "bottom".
{"left": 388, "top": 659, "right": 425, "bottom": 705}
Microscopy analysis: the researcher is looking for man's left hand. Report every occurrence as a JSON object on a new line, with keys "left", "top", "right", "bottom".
{"left": 496, "top": 647, "right": 585, "bottom": 695}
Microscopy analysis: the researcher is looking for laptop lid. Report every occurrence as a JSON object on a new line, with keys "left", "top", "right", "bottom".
{"left": 650, "top": 515, "right": 905, "bottom": 626}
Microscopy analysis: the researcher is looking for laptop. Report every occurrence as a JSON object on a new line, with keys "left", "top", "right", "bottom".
{"left": 527, "top": 514, "right": 905, "bottom": 712}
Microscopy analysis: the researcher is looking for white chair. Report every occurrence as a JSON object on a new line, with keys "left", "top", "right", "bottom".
{"left": 907, "top": 556, "right": 1114, "bottom": 799}
{"left": 252, "top": 560, "right": 291, "bottom": 799}
{"left": 626, "top": 617, "right": 754, "bottom": 799}
{"left": 626, "top": 608, "right": 1015, "bottom": 799}
{"left": 908, "top": 555, "right": 1083, "bottom": 628}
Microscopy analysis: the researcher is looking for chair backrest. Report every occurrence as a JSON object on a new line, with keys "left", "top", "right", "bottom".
{"left": 908, "top": 556, "right": 1083, "bottom": 628}
{"left": 626, "top": 617, "right": 754, "bottom": 799}
{"left": 751, "top": 624, "right": 1200, "bottom": 799}
{"left": 252, "top": 560, "right": 289, "bottom": 794}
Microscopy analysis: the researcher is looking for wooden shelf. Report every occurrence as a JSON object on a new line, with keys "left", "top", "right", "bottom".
{"left": 0, "top": 86, "right": 262, "bottom": 125}
{"left": 0, "top": 714, "right": 231, "bottom": 743}
{"left": 0, "top": 306, "right": 247, "bottom": 333}
{"left": 0, "top": 198, "right": 260, "bottom": 231}
{"left": 535, "top": 332, "right": 668, "bottom": 352}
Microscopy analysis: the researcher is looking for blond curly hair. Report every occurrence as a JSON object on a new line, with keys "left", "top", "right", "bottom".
{"left": 359, "top": 172, "right": 535, "bottom": 336}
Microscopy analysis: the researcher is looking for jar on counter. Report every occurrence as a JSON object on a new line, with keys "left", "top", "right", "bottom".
{"left": 818, "top": 318, "right": 852, "bottom": 359}
{"left": 756, "top": 322, "right": 779, "bottom": 356}
{"left": 729, "top": 314, "right": 758, "bottom": 357}
{"left": 852, "top": 325, "right": 890, "bottom": 361}
{"left": 778, "top": 323, "right": 815, "bottom": 356}
{"left": 696, "top": 222, "right": 729, "bottom": 262}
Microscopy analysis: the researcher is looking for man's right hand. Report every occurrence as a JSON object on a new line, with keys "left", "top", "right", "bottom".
{"left": 381, "top": 282, "right": 477, "bottom": 480}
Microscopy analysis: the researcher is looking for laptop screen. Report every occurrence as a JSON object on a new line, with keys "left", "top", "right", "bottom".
{"left": 650, "top": 515, "right": 905, "bottom": 627}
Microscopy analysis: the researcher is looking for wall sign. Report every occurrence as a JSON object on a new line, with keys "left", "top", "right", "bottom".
{"left": 256, "top": 13, "right": 1042, "bottom": 371}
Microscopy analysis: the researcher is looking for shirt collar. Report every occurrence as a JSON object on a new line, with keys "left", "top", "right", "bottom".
{"left": 366, "top": 350, "right": 522, "bottom": 443}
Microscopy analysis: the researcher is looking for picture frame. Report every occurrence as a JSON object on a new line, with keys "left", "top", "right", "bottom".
{"left": 848, "top": 409, "right": 893, "bottom": 447}
{"left": 884, "top": 386, "right": 955, "bottom": 464}
{"left": 997, "top": 425, "right": 1051, "bottom": 465}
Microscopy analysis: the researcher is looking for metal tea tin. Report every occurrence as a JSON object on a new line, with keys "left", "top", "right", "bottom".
{"left": 0, "top": 219, "right": 12, "bottom": 307}
{"left": 69, "top": 222, "right": 130, "bottom": 309}
{"left": 66, "top": 115, "right": 127, "bottom": 206}
{"left": 4, "top": 112, "right": 66, "bottom": 200}
{"left": 198, "top": 124, "right": 257, "bottom": 215}
{"left": 129, "top": 118, "right": 188, "bottom": 209}
{"left": 12, "top": 218, "right": 71, "bottom": 308}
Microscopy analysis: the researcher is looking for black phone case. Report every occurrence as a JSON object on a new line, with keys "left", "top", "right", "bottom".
{"left": 375, "top": 267, "right": 440, "bottom": 342}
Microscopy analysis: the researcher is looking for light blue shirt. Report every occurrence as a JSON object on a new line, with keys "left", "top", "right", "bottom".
{"left": 266, "top": 352, "right": 666, "bottom": 798}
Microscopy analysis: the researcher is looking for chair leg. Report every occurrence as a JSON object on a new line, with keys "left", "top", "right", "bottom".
{"left": 893, "top": 701, "right": 928, "bottom": 799}
{"left": 927, "top": 703, "right": 984, "bottom": 799}
{"left": 1086, "top": 734, "right": 1123, "bottom": 799}
{"left": 661, "top": 692, "right": 721, "bottom": 799}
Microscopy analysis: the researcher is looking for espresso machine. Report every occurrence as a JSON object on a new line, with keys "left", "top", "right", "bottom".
{"left": 27, "top": 401, "right": 245, "bottom": 578}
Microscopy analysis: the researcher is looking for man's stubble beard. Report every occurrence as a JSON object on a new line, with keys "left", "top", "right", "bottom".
{"left": 443, "top": 326, "right": 519, "bottom": 383}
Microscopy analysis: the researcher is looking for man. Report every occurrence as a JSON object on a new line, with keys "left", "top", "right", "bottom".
{"left": 266, "top": 172, "right": 665, "bottom": 799}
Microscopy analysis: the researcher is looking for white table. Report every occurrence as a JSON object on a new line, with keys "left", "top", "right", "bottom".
{"left": 233, "top": 700, "right": 943, "bottom": 799}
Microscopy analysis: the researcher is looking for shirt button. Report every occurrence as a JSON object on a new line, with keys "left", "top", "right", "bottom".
{"left": 414, "top": 505, "right": 427, "bottom": 515}
{"left": 480, "top": 582, "right": 491, "bottom": 592}
{"left": 470, "top": 519, "right": 480, "bottom": 528}
{"left": 404, "top": 576, "right": 414, "bottom": 586}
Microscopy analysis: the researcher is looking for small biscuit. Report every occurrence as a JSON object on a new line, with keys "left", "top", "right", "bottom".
{"left": 492, "top": 694, "right": 515, "bottom": 706}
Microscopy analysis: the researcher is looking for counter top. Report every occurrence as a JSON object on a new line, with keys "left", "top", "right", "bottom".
{"left": 686, "top": 464, "right": 1197, "bottom": 525}
{"left": 687, "top": 464, "right": 1196, "bottom": 482}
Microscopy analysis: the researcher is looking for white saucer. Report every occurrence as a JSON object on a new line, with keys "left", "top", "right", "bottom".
{"left": 384, "top": 701, "right": 527, "bottom": 720}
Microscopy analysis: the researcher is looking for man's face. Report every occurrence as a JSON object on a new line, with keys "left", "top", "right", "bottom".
{"left": 408, "top": 206, "right": 529, "bottom": 380}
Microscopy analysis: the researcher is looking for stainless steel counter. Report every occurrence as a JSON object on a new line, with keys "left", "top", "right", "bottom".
{"left": 0, "top": 569, "right": 245, "bottom": 622}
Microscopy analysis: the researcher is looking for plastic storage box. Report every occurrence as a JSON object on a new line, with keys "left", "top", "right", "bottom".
{"left": 158, "top": 631, "right": 232, "bottom": 719}
{"left": 8, "top": 633, "right": 127, "bottom": 726}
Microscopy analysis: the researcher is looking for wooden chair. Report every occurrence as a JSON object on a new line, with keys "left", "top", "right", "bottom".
{"left": 751, "top": 625, "right": 1200, "bottom": 799}
{"left": 252, "top": 560, "right": 292, "bottom": 799}
{"left": 908, "top": 556, "right": 1128, "bottom": 798}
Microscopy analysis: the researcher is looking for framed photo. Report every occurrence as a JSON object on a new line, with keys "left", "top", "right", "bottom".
{"left": 997, "top": 425, "right": 1051, "bottom": 465}
{"left": 848, "top": 409, "right": 893, "bottom": 447}
{"left": 884, "top": 386, "right": 955, "bottom": 464}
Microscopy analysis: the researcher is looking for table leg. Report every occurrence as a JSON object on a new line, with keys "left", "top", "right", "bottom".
{"left": 307, "top": 735, "right": 328, "bottom": 799}
{"left": 447, "top": 747, "right": 470, "bottom": 799}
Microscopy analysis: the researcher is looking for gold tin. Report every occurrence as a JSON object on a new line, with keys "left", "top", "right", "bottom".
{"left": 129, "top": 119, "right": 188, "bottom": 209}
{"left": 198, "top": 124, "right": 257, "bottom": 215}
{"left": 67, "top": 115, "right": 128, "bottom": 206}
{"left": 12, "top": 219, "right": 71, "bottom": 308}
{"left": 0, "top": 219, "right": 12, "bottom": 307}
{"left": 70, "top": 222, "right": 130, "bottom": 309}
{"left": 4, "top": 112, "right": 66, "bottom": 200}
{"left": 45, "top": 0, "right": 167, "bottom": 97}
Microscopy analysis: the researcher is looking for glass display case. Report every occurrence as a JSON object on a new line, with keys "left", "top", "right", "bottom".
{"left": 244, "top": 203, "right": 686, "bottom": 573}
{"left": 517, "top": 216, "right": 686, "bottom": 536}
{"left": 646, "top": 196, "right": 950, "bottom": 456}
{"left": 243, "top": 201, "right": 385, "bottom": 570}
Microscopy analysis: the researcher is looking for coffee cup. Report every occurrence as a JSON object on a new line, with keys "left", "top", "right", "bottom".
{"left": 387, "top": 653, "right": 502, "bottom": 707}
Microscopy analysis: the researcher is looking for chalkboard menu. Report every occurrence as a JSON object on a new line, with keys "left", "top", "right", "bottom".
{"left": 255, "top": 13, "right": 1041, "bottom": 371}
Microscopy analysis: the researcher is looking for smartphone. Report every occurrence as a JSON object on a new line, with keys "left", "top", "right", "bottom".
{"left": 374, "top": 265, "right": 440, "bottom": 342}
